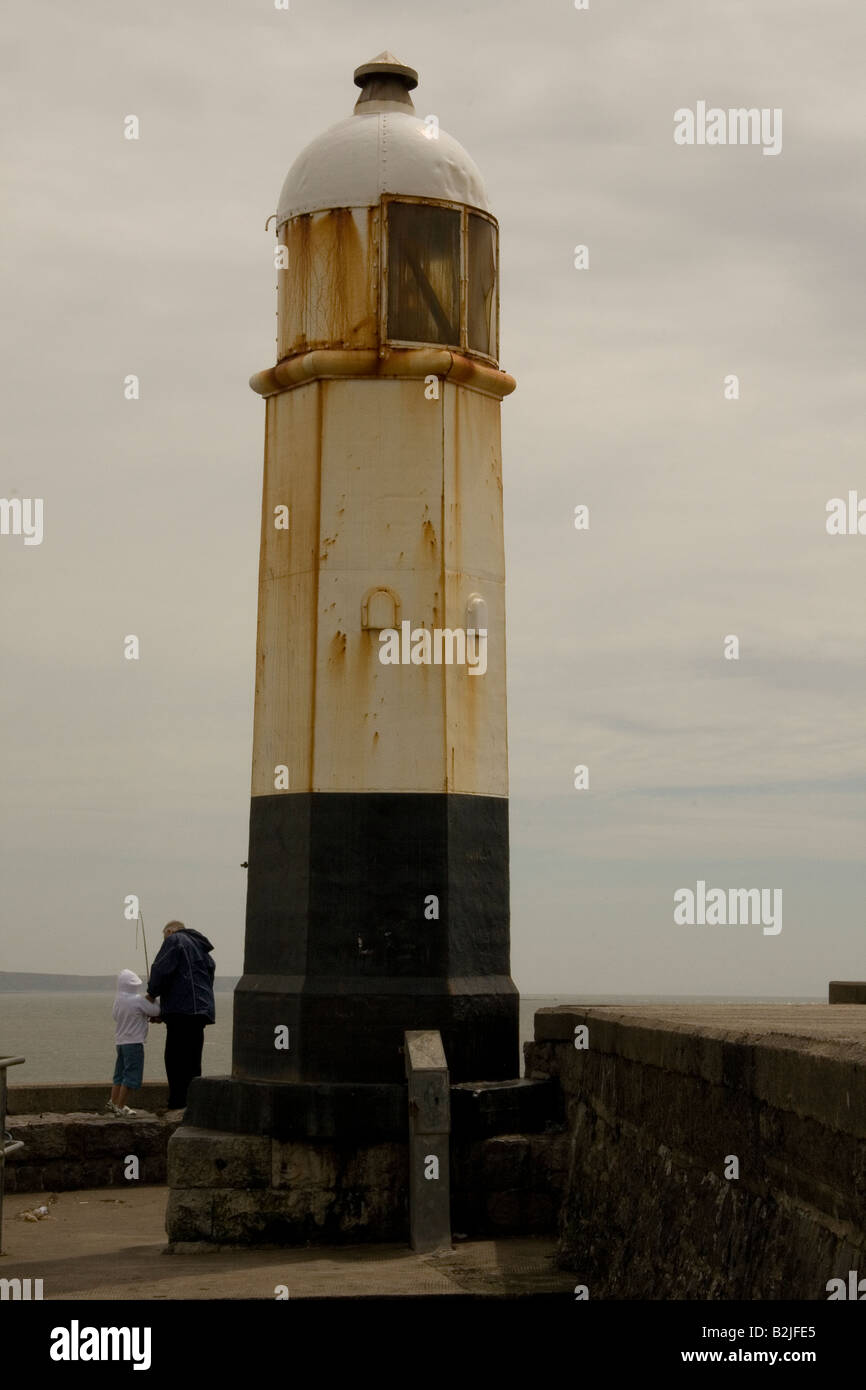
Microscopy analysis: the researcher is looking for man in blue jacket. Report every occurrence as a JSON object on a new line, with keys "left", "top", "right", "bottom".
{"left": 147, "top": 921, "right": 215, "bottom": 1111}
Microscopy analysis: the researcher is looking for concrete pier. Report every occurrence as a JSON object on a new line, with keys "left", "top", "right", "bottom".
{"left": 6, "top": 1004, "right": 865, "bottom": 1297}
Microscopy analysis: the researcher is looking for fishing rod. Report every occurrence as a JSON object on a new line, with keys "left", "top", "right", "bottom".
{"left": 136, "top": 908, "right": 150, "bottom": 980}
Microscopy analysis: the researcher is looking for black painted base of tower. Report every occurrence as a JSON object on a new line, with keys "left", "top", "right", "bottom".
{"left": 234, "top": 791, "right": 519, "bottom": 1084}
{"left": 233, "top": 976, "right": 518, "bottom": 1084}
{"left": 186, "top": 1076, "right": 407, "bottom": 1140}
{"left": 184, "top": 1074, "right": 560, "bottom": 1141}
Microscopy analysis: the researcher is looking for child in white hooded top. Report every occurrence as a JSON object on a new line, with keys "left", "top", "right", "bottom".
{"left": 107, "top": 969, "right": 161, "bottom": 1116}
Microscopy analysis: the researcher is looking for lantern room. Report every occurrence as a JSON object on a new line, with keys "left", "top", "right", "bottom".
{"left": 272, "top": 52, "right": 500, "bottom": 365}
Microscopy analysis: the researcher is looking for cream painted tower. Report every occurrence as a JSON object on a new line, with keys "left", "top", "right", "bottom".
{"left": 234, "top": 53, "right": 518, "bottom": 1085}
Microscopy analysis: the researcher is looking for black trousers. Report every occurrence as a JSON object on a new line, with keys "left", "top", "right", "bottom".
{"left": 163, "top": 1014, "right": 207, "bottom": 1108}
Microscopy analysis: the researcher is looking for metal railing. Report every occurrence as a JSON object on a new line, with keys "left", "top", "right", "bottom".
{"left": 0, "top": 1056, "right": 25, "bottom": 1255}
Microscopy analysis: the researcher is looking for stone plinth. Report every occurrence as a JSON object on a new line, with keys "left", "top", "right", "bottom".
{"left": 166, "top": 1074, "right": 564, "bottom": 1246}
{"left": 167, "top": 1127, "right": 408, "bottom": 1245}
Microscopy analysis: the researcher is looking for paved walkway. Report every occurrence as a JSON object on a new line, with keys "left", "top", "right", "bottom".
{"left": 0, "top": 1187, "right": 572, "bottom": 1300}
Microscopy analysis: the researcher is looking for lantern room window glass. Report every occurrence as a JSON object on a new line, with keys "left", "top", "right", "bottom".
{"left": 387, "top": 203, "right": 460, "bottom": 347}
{"left": 467, "top": 214, "right": 497, "bottom": 359}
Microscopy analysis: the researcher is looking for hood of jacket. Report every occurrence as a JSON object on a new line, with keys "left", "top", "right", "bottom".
{"left": 116, "top": 969, "right": 143, "bottom": 995}
{"left": 175, "top": 927, "right": 214, "bottom": 953}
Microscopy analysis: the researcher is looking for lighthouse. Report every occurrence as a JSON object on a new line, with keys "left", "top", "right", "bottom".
{"left": 230, "top": 52, "right": 519, "bottom": 1089}
{"left": 168, "top": 53, "right": 528, "bottom": 1248}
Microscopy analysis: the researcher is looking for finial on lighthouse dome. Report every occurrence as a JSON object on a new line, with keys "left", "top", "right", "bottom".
{"left": 353, "top": 50, "right": 419, "bottom": 103}
{"left": 275, "top": 53, "right": 489, "bottom": 226}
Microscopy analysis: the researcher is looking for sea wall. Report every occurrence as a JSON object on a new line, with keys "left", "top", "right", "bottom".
{"left": 525, "top": 1004, "right": 866, "bottom": 1300}
{"left": 6, "top": 1082, "right": 169, "bottom": 1116}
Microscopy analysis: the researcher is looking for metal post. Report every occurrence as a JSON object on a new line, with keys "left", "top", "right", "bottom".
{"left": 404, "top": 1031, "right": 451, "bottom": 1253}
{"left": 0, "top": 1057, "right": 25, "bottom": 1255}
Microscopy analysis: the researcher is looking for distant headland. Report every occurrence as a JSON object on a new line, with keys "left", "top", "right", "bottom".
{"left": 0, "top": 972, "right": 240, "bottom": 993}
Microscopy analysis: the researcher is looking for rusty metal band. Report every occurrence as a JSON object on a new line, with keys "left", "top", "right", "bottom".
{"left": 249, "top": 348, "right": 516, "bottom": 401}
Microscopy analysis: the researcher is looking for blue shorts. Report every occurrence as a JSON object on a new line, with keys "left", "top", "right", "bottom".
{"left": 113, "top": 1043, "right": 144, "bottom": 1089}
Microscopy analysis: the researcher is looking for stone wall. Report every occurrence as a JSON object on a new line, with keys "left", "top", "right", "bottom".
{"left": 4, "top": 1112, "right": 180, "bottom": 1193}
{"left": 526, "top": 1004, "right": 866, "bottom": 1300}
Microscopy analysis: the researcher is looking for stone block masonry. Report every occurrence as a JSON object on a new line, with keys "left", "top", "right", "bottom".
{"left": 166, "top": 1130, "right": 409, "bottom": 1245}
{"left": 451, "top": 1131, "right": 571, "bottom": 1237}
{"left": 166, "top": 1122, "right": 569, "bottom": 1246}
{"left": 5, "top": 1112, "right": 182, "bottom": 1193}
{"left": 526, "top": 1004, "right": 866, "bottom": 1300}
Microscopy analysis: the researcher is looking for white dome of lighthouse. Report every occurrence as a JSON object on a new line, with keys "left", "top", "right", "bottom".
{"left": 276, "top": 52, "right": 489, "bottom": 225}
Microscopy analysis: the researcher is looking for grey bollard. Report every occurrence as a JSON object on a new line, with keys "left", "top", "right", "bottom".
{"left": 404, "top": 1030, "right": 451, "bottom": 1253}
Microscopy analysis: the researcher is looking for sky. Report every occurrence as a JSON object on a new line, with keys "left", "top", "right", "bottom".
{"left": 1, "top": 0, "right": 864, "bottom": 995}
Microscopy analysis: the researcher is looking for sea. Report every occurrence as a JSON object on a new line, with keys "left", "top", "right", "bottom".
{"left": 0, "top": 990, "right": 822, "bottom": 1085}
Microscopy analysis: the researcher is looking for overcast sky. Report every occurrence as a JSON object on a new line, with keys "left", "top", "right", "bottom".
{"left": 2, "top": 0, "right": 863, "bottom": 995}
